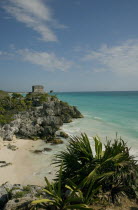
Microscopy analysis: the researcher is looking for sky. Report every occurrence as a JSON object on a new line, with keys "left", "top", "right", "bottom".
{"left": 1, "top": 0, "right": 138, "bottom": 92}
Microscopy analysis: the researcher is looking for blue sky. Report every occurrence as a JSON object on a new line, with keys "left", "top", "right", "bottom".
{"left": 1, "top": 0, "right": 138, "bottom": 92}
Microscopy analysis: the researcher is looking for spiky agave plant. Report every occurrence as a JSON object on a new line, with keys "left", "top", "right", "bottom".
{"left": 54, "top": 133, "right": 138, "bottom": 203}
{"left": 31, "top": 164, "right": 92, "bottom": 210}
{"left": 100, "top": 138, "right": 138, "bottom": 202}
{"left": 54, "top": 134, "right": 94, "bottom": 185}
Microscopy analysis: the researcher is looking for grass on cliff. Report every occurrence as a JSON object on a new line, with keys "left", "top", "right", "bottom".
{"left": 0, "top": 90, "right": 8, "bottom": 98}
{"left": 31, "top": 134, "right": 138, "bottom": 209}
{"left": 0, "top": 92, "right": 52, "bottom": 125}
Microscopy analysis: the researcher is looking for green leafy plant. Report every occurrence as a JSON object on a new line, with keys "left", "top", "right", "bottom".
{"left": 0, "top": 92, "right": 52, "bottom": 125}
{"left": 31, "top": 164, "right": 92, "bottom": 209}
{"left": 54, "top": 134, "right": 138, "bottom": 203}
{"left": 12, "top": 93, "right": 23, "bottom": 99}
{"left": 0, "top": 90, "right": 8, "bottom": 99}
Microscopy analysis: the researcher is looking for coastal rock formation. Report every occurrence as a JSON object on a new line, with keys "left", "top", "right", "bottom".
{"left": 0, "top": 185, "right": 8, "bottom": 208}
{"left": 0, "top": 183, "right": 44, "bottom": 209}
{"left": 0, "top": 97, "right": 83, "bottom": 141}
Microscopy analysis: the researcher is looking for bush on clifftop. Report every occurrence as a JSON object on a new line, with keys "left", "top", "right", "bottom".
{"left": 0, "top": 90, "right": 8, "bottom": 99}
{"left": 0, "top": 93, "right": 50, "bottom": 125}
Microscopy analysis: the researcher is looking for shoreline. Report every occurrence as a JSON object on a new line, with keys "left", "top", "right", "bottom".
{"left": 0, "top": 137, "right": 67, "bottom": 186}
{"left": 0, "top": 119, "right": 137, "bottom": 186}
{"left": 63, "top": 115, "right": 138, "bottom": 151}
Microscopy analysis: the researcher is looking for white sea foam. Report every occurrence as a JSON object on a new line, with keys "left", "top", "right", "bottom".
{"left": 93, "top": 116, "right": 103, "bottom": 121}
{"left": 57, "top": 91, "right": 138, "bottom": 157}
{"left": 62, "top": 118, "right": 138, "bottom": 157}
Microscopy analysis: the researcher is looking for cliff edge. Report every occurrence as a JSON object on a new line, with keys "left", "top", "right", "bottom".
{"left": 0, "top": 93, "right": 83, "bottom": 141}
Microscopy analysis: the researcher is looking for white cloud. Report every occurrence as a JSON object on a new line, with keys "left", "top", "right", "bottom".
{"left": 83, "top": 40, "right": 138, "bottom": 75}
{"left": 2, "top": 0, "right": 65, "bottom": 42}
{"left": 0, "top": 51, "right": 6, "bottom": 56}
{"left": 0, "top": 51, "right": 12, "bottom": 58}
{"left": 18, "top": 49, "right": 73, "bottom": 71}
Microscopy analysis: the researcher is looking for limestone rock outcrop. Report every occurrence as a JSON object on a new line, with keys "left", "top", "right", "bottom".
{"left": 0, "top": 183, "right": 44, "bottom": 209}
{"left": 0, "top": 98, "right": 83, "bottom": 141}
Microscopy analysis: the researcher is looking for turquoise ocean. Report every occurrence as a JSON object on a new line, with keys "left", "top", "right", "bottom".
{"left": 56, "top": 91, "right": 138, "bottom": 156}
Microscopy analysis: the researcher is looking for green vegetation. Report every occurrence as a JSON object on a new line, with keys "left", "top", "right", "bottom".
{"left": 60, "top": 101, "right": 69, "bottom": 106}
{"left": 31, "top": 164, "right": 92, "bottom": 209}
{"left": 60, "top": 131, "right": 69, "bottom": 138}
{"left": 23, "top": 185, "right": 32, "bottom": 192}
{"left": 0, "top": 114, "right": 13, "bottom": 125}
{"left": 29, "top": 136, "right": 40, "bottom": 141}
{"left": 0, "top": 92, "right": 50, "bottom": 126}
{"left": 55, "top": 134, "right": 138, "bottom": 203}
{"left": 52, "top": 139, "right": 64, "bottom": 144}
{"left": 50, "top": 94, "right": 58, "bottom": 101}
{"left": 12, "top": 191, "right": 28, "bottom": 199}
{"left": 0, "top": 90, "right": 8, "bottom": 99}
{"left": 26, "top": 92, "right": 49, "bottom": 105}
{"left": 31, "top": 134, "right": 138, "bottom": 209}
{"left": 9, "top": 185, "right": 32, "bottom": 199}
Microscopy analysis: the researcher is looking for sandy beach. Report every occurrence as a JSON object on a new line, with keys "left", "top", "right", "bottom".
{"left": 0, "top": 137, "right": 67, "bottom": 186}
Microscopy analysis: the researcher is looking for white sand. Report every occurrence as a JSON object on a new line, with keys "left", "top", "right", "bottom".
{"left": 0, "top": 138, "right": 66, "bottom": 186}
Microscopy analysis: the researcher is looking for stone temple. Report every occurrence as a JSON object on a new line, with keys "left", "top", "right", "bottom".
{"left": 32, "top": 85, "right": 44, "bottom": 93}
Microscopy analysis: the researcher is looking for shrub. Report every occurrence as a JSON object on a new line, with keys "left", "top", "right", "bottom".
{"left": 12, "top": 93, "right": 23, "bottom": 99}
{"left": 0, "top": 90, "right": 8, "bottom": 99}
{"left": 60, "top": 131, "right": 69, "bottom": 139}
{"left": 54, "top": 134, "right": 138, "bottom": 203}
{"left": 31, "top": 165, "right": 92, "bottom": 209}
{"left": 0, "top": 114, "right": 13, "bottom": 125}
{"left": 0, "top": 92, "right": 50, "bottom": 125}
{"left": 52, "top": 139, "right": 64, "bottom": 144}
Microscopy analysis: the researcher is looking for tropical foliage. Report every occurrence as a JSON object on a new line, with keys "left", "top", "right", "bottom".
{"left": 31, "top": 164, "right": 92, "bottom": 210}
{"left": 54, "top": 134, "right": 138, "bottom": 203}
{"left": 31, "top": 134, "right": 138, "bottom": 209}
{"left": 0, "top": 90, "right": 8, "bottom": 99}
{"left": 0, "top": 92, "right": 50, "bottom": 125}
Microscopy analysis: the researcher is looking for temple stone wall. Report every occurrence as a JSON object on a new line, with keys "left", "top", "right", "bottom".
{"left": 32, "top": 85, "right": 44, "bottom": 93}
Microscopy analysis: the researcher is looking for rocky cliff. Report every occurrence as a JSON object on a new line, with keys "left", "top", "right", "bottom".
{"left": 0, "top": 96, "right": 83, "bottom": 141}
